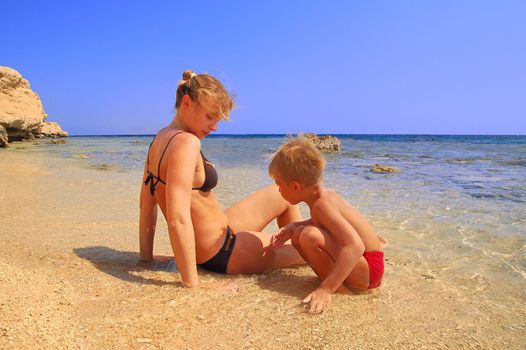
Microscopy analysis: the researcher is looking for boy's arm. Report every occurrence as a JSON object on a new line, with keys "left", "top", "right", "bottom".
{"left": 270, "top": 218, "right": 314, "bottom": 248}
{"left": 315, "top": 200, "right": 365, "bottom": 293}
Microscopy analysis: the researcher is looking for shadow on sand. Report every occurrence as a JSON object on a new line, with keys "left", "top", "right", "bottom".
{"left": 73, "top": 246, "right": 180, "bottom": 286}
{"left": 73, "top": 246, "right": 363, "bottom": 298}
{"left": 256, "top": 267, "right": 371, "bottom": 299}
{"left": 255, "top": 268, "right": 320, "bottom": 298}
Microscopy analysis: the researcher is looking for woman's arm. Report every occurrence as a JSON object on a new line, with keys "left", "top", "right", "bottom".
{"left": 164, "top": 133, "right": 201, "bottom": 287}
{"left": 139, "top": 161, "right": 158, "bottom": 262}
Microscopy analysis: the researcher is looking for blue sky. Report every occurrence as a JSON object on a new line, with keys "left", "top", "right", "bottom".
{"left": 4, "top": 1, "right": 525, "bottom": 135}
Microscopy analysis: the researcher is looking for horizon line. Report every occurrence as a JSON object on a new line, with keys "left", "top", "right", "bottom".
{"left": 67, "top": 133, "right": 526, "bottom": 137}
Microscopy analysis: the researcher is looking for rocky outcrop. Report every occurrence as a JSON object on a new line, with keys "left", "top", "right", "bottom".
{"left": 371, "top": 164, "right": 401, "bottom": 173}
{"left": 0, "top": 66, "right": 68, "bottom": 145}
{"left": 0, "top": 125, "right": 8, "bottom": 147}
{"left": 35, "top": 121, "right": 68, "bottom": 138}
{"left": 305, "top": 133, "right": 342, "bottom": 153}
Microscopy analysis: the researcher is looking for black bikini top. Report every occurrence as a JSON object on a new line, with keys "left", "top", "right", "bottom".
{"left": 144, "top": 132, "right": 218, "bottom": 195}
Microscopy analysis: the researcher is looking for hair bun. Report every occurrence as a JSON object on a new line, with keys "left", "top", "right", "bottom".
{"left": 182, "top": 70, "right": 196, "bottom": 81}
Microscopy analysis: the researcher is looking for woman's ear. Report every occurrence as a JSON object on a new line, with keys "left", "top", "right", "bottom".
{"left": 181, "top": 94, "right": 192, "bottom": 111}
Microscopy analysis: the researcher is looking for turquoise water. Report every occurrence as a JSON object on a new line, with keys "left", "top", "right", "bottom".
{"left": 34, "top": 134, "right": 526, "bottom": 205}
{"left": 13, "top": 134, "right": 526, "bottom": 280}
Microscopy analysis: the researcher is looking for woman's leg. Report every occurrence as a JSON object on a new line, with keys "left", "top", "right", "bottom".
{"left": 227, "top": 230, "right": 303, "bottom": 274}
{"left": 292, "top": 225, "right": 370, "bottom": 289}
{"left": 224, "top": 184, "right": 304, "bottom": 274}
{"left": 225, "top": 184, "right": 302, "bottom": 232}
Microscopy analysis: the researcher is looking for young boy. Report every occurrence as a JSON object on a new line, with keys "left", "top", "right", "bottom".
{"left": 269, "top": 136, "right": 385, "bottom": 313}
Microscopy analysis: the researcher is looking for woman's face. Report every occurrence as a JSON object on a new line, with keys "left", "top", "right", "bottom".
{"left": 190, "top": 103, "right": 220, "bottom": 139}
{"left": 182, "top": 96, "right": 220, "bottom": 139}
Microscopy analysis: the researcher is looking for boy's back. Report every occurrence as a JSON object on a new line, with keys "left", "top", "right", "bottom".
{"left": 309, "top": 189, "right": 382, "bottom": 253}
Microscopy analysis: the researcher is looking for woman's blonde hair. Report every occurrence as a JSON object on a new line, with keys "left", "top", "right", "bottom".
{"left": 175, "top": 69, "right": 235, "bottom": 121}
{"left": 269, "top": 135, "right": 325, "bottom": 186}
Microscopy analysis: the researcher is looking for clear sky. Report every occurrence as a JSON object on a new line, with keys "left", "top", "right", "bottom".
{"left": 4, "top": 1, "right": 526, "bottom": 135}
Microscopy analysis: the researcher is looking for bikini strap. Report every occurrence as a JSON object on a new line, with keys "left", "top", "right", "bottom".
{"left": 146, "top": 135, "right": 157, "bottom": 170}
{"left": 156, "top": 131, "right": 184, "bottom": 177}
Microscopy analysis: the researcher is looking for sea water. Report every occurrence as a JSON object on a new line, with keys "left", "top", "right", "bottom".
{"left": 8, "top": 134, "right": 526, "bottom": 282}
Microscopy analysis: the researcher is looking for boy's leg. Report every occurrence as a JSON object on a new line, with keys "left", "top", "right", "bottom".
{"left": 292, "top": 225, "right": 370, "bottom": 290}
{"left": 225, "top": 184, "right": 302, "bottom": 232}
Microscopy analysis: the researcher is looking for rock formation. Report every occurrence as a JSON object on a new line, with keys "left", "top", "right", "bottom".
{"left": 36, "top": 121, "right": 69, "bottom": 139}
{"left": 0, "top": 125, "right": 8, "bottom": 147}
{"left": 0, "top": 66, "right": 68, "bottom": 147}
{"left": 304, "top": 133, "right": 342, "bottom": 153}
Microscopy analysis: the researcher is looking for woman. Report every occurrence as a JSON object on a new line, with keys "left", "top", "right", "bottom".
{"left": 139, "top": 70, "right": 303, "bottom": 287}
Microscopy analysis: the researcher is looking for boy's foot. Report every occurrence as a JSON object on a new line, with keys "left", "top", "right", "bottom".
{"left": 378, "top": 235, "right": 389, "bottom": 249}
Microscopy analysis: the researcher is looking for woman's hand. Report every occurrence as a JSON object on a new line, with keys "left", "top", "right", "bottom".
{"left": 302, "top": 287, "right": 332, "bottom": 313}
{"left": 138, "top": 254, "right": 173, "bottom": 264}
{"left": 138, "top": 255, "right": 177, "bottom": 272}
{"left": 152, "top": 255, "right": 174, "bottom": 264}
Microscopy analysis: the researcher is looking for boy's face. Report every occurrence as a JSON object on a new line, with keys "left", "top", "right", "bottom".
{"left": 274, "top": 176, "right": 301, "bottom": 205}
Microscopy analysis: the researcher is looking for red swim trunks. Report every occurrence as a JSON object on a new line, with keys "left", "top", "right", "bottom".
{"left": 363, "top": 251, "right": 384, "bottom": 289}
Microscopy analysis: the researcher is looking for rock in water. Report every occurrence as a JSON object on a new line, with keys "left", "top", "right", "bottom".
{"left": 371, "top": 164, "right": 401, "bottom": 173}
{"left": 304, "top": 133, "right": 342, "bottom": 153}
{"left": 48, "top": 139, "right": 67, "bottom": 144}
{"left": 0, "top": 66, "right": 68, "bottom": 144}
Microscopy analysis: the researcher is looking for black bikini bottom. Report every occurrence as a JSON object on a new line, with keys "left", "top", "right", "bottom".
{"left": 197, "top": 226, "right": 236, "bottom": 274}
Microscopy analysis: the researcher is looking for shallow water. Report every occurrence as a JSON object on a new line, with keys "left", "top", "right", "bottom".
{"left": 9, "top": 135, "right": 526, "bottom": 278}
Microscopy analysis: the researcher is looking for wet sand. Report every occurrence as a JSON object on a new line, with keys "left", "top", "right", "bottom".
{"left": 0, "top": 147, "right": 525, "bottom": 349}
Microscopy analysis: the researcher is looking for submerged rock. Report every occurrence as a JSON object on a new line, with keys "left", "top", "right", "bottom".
{"left": 73, "top": 153, "right": 92, "bottom": 159}
{"left": 304, "top": 133, "right": 342, "bottom": 153}
{"left": 371, "top": 164, "right": 401, "bottom": 173}
{"left": 0, "top": 66, "right": 68, "bottom": 145}
{"left": 90, "top": 163, "right": 118, "bottom": 171}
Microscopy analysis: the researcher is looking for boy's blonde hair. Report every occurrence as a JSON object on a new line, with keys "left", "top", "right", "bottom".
{"left": 175, "top": 69, "right": 235, "bottom": 121}
{"left": 269, "top": 135, "right": 325, "bottom": 186}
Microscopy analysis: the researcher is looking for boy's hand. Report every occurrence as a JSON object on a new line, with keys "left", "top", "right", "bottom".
{"left": 270, "top": 223, "right": 298, "bottom": 248}
{"left": 302, "top": 287, "right": 331, "bottom": 313}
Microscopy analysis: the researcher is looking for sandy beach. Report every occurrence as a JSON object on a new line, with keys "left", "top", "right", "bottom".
{"left": 3, "top": 0, "right": 526, "bottom": 347}
{"left": 1, "top": 141, "right": 525, "bottom": 350}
